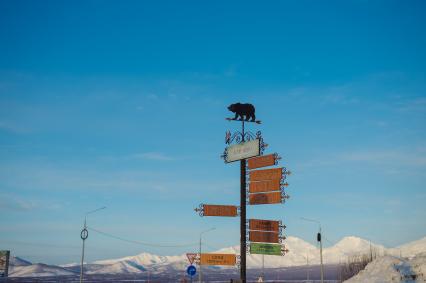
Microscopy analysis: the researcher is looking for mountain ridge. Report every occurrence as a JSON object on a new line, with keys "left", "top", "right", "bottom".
{"left": 8, "top": 235, "right": 426, "bottom": 277}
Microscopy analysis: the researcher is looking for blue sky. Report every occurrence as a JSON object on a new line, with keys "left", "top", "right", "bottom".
{"left": 0, "top": 0, "right": 425, "bottom": 264}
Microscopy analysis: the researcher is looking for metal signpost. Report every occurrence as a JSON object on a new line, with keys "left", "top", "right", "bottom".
{"left": 194, "top": 104, "right": 291, "bottom": 282}
{"left": 222, "top": 118, "right": 264, "bottom": 282}
{"left": 187, "top": 265, "right": 197, "bottom": 283}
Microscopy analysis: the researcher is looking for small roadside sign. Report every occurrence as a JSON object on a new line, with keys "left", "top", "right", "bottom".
{"left": 186, "top": 253, "right": 197, "bottom": 265}
{"left": 187, "top": 265, "right": 196, "bottom": 276}
{"left": 200, "top": 253, "right": 236, "bottom": 266}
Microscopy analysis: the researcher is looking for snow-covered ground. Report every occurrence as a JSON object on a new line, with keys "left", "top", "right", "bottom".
{"left": 409, "top": 252, "right": 426, "bottom": 282}
{"left": 7, "top": 235, "right": 426, "bottom": 278}
{"left": 344, "top": 256, "right": 403, "bottom": 283}
{"left": 344, "top": 253, "right": 426, "bottom": 283}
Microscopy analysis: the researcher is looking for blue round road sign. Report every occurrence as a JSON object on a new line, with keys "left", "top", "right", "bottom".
{"left": 187, "top": 265, "right": 196, "bottom": 276}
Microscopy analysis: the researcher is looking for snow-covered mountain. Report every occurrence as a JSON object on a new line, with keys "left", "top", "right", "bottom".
{"left": 322, "top": 236, "right": 386, "bottom": 263}
{"left": 9, "top": 263, "right": 78, "bottom": 277}
{"left": 389, "top": 236, "right": 426, "bottom": 258}
{"left": 8, "top": 235, "right": 426, "bottom": 277}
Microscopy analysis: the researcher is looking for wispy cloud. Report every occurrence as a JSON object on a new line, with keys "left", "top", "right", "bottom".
{"left": 130, "top": 152, "right": 174, "bottom": 161}
{"left": 0, "top": 193, "right": 65, "bottom": 212}
{"left": 396, "top": 97, "right": 426, "bottom": 113}
{"left": 0, "top": 120, "right": 28, "bottom": 134}
{"left": 339, "top": 149, "right": 426, "bottom": 167}
{"left": 0, "top": 194, "right": 38, "bottom": 211}
{"left": 296, "top": 147, "right": 426, "bottom": 173}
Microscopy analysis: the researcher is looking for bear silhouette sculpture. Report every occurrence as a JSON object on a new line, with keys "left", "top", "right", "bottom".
{"left": 228, "top": 103, "right": 256, "bottom": 122}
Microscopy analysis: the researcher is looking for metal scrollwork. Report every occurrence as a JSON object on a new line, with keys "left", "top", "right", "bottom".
{"left": 194, "top": 203, "right": 205, "bottom": 217}
{"left": 221, "top": 148, "right": 228, "bottom": 163}
{"left": 281, "top": 191, "right": 290, "bottom": 204}
{"left": 281, "top": 246, "right": 289, "bottom": 256}
{"left": 274, "top": 153, "right": 281, "bottom": 165}
{"left": 259, "top": 139, "right": 267, "bottom": 155}
{"left": 225, "top": 130, "right": 262, "bottom": 145}
{"left": 280, "top": 182, "right": 289, "bottom": 189}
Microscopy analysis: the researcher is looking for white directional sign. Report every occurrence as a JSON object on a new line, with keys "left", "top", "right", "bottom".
{"left": 225, "top": 139, "right": 260, "bottom": 163}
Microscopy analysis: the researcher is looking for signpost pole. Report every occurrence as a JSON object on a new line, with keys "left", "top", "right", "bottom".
{"left": 319, "top": 226, "right": 324, "bottom": 283}
{"left": 240, "top": 120, "right": 247, "bottom": 282}
{"left": 80, "top": 206, "right": 105, "bottom": 283}
{"left": 80, "top": 218, "right": 87, "bottom": 283}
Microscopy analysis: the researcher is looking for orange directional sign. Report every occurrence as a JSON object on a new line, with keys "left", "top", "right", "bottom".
{"left": 249, "top": 168, "right": 283, "bottom": 182}
{"left": 249, "top": 231, "right": 279, "bottom": 243}
{"left": 249, "top": 219, "right": 280, "bottom": 232}
{"left": 248, "top": 154, "right": 277, "bottom": 170}
{"left": 203, "top": 204, "right": 238, "bottom": 217}
{"left": 200, "top": 253, "right": 236, "bottom": 266}
{"left": 249, "top": 191, "right": 282, "bottom": 205}
{"left": 249, "top": 179, "right": 281, "bottom": 193}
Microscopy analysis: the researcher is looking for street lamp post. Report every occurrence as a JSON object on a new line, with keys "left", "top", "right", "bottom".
{"left": 80, "top": 206, "right": 106, "bottom": 283}
{"left": 198, "top": 227, "right": 215, "bottom": 283}
{"left": 301, "top": 217, "right": 324, "bottom": 283}
{"left": 300, "top": 253, "right": 310, "bottom": 281}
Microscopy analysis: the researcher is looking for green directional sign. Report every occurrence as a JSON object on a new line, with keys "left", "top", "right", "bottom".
{"left": 250, "top": 243, "right": 282, "bottom": 256}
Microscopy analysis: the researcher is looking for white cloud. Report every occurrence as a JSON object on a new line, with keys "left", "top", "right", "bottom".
{"left": 130, "top": 152, "right": 174, "bottom": 161}
{"left": 339, "top": 150, "right": 426, "bottom": 167}
{"left": 0, "top": 120, "right": 27, "bottom": 134}
{"left": 0, "top": 194, "right": 37, "bottom": 211}
{"left": 397, "top": 97, "right": 426, "bottom": 112}
{"left": 295, "top": 147, "right": 426, "bottom": 173}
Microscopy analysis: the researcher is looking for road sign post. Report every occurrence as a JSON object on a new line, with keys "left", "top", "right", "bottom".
{"left": 187, "top": 265, "right": 196, "bottom": 283}
{"left": 221, "top": 111, "right": 267, "bottom": 282}
{"left": 201, "top": 104, "right": 290, "bottom": 282}
{"left": 240, "top": 156, "right": 247, "bottom": 281}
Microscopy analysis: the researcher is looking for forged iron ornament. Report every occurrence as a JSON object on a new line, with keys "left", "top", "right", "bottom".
{"left": 227, "top": 103, "right": 259, "bottom": 122}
